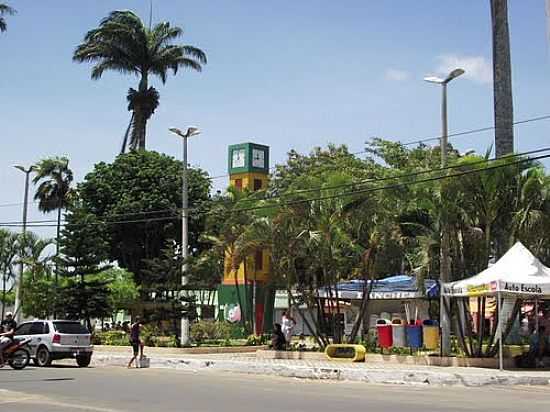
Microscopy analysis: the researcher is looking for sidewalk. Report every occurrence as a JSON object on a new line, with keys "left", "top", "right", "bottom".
{"left": 89, "top": 347, "right": 550, "bottom": 387}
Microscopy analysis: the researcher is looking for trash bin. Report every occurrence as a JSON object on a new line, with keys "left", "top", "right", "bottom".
{"left": 422, "top": 320, "right": 439, "bottom": 350}
{"left": 369, "top": 314, "right": 379, "bottom": 328}
{"left": 406, "top": 324, "right": 423, "bottom": 349}
{"left": 391, "top": 319, "right": 406, "bottom": 348}
{"left": 376, "top": 319, "right": 393, "bottom": 349}
{"left": 380, "top": 312, "right": 391, "bottom": 322}
{"left": 391, "top": 313, "right": 403, "bottom": 322}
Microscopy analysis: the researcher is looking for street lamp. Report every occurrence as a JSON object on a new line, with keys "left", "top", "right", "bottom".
{"left": 424, "top": 68, "right": 464, "bottom": 356}
{"left": 424, "top": 68, "right": 465, "bottom": 167}
{"left": 13, "top": 165, "right": 35, "bottom": 324}
{"left": 169, "top": 126, "right": 201, "bottom": 346}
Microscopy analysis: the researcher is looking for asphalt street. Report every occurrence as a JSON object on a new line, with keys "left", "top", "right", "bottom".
{"left": 0, "top": 365, "right": 548, "bottom": 412}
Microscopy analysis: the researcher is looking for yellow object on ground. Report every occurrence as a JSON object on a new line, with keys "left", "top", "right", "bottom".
{"left": 325, "top": 344, "right": 366, "bottom": 362}
{"left": 423, "top": 326, "right": 440, "bottom": 350}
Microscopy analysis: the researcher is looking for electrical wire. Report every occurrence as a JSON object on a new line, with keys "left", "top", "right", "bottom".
{"left": 1, "top": 151, "right": 546, "bottom": 229}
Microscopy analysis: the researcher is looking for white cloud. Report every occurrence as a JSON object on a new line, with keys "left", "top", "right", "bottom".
{"left": 434, "top": 54, "right": 493, "bottom": 85}
{"left": 385, "top": 68, "right": 411, "bottom": 82}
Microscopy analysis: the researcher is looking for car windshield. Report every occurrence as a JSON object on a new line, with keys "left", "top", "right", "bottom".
{"left": 53, "top": 322, "right": 89, "bottom": 334}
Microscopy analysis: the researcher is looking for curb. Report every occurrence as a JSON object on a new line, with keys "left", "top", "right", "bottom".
{"left": 88, "top": 354, "right": 550, "bottom": 387}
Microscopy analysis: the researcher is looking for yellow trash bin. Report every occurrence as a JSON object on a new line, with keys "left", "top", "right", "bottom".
{"left": 325, "top": 344, "right": 366, "bottom": 362}
{"left": 422, "top": 321, "right": 440, "bottom": 350}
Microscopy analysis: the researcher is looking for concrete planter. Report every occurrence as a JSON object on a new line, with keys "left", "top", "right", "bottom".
{"left": 255, "top": 350, "right": 515, "bottom": 369}
{"left": 256, "top": 350, "right": 326, "bottom": 361}
{"left": 94, "top": 345, "right": 266, "bottom": 355}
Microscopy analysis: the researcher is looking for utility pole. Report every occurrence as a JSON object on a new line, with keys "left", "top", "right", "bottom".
{"left": 424, "top": 68, "right": 464, "bottom": 356}
{"left": 14, "top": 165, "right": 34, "bottom": 324}
{"left": 169, "top": 126, "right": 201, "bottom": 346}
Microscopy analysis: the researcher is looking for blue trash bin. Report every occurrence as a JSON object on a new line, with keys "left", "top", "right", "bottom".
{"left": 406, "top": 324, "right": 423, "bottom": 349}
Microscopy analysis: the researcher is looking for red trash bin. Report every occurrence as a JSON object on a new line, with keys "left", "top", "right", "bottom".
{"left": 376, "top": 321, "right": 393, "bottom": 348}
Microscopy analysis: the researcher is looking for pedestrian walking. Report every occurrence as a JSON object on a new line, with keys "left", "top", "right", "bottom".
{"left": 127, "top": 318, "right": 145, "bottom": 368}
{"left": 281, "top": 311, "right": 295, "bottom": 347}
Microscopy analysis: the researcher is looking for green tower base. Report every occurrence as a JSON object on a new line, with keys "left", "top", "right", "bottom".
{"left": 218, "top": 283, "right": 275, "bottom": 335}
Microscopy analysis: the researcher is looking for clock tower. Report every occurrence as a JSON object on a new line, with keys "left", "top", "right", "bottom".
{"left": 218, "top": 142, "right": 273, "bottom": 334}
{"left": 227, "top": 142, "right": 270, "bottom": 192}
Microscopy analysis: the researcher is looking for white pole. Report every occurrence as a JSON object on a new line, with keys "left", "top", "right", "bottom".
{"left": 14, "top": 166, "right": 32, "bottom": 324}
{"left": 180, "top": 133, "right": 190, "bottom": 346}
{"left": 497, "top": 291, "right": 503, "bottom": 371}
{"left": 535, "top": 298, "right": 539, "bottom": 332}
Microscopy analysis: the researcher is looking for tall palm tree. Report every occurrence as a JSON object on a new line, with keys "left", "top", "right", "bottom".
{"left": 17, "top": 232, "right": 53, "bottom": 281}
{"left": 0, "top": 230, "right": 19, "bottom": 319}
{"left": 73, "top": 10, "right": 207, "bottom": 152}
{"left": 490, "top": 0, "right": 514, "bottom": 157}
{"left": 0, "top": 3, "right": 15, "bottom": 33}
{"left": 32, "top": 157, "right": 74, "bottom": 282}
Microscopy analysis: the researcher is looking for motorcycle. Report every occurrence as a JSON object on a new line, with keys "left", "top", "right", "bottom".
{"left": 2, "top": 338, "right": 31, "bottom": 370}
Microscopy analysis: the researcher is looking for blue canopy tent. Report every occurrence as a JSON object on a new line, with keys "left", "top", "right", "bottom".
{"left": 318, "top": 275, "right": 439, "bottom": 300}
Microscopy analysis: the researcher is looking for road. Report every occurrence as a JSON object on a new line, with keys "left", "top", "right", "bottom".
{"left": 0, "top": 365, "right": 548, "bottom": 412}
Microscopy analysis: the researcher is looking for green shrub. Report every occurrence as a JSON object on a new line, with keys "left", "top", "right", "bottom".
{"left": 228, "top": 323, "right": 247, "bottom": 339}
{"left": 140, "top": 324, "right": 160, "bottom": 347}
{"left": 191, "top": 320, "right": 244, "bottom": 344}
{"left": 96, "top": 331, "right": 130, "bottom": 346}
{"left": 246, "top": 334, "right": 270, "bottom": 346}
{"left": 153, "top": 336, "right": 179, "bottom": 348}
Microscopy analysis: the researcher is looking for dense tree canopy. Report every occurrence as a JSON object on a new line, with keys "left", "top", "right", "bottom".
{"left": 196, "top": 140, "right": 550, "bottom": 345}
{"left": 78, "top": 150, "right": 211, "bottom": 292}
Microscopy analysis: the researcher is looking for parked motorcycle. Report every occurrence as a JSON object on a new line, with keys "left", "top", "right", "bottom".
{"left": 2, "top": 338, "right": 31, "bottom": 370}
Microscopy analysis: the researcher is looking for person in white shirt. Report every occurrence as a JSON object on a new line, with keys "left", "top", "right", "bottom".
{"left": 281, "top": 311, "right": 295, "bottom": 347}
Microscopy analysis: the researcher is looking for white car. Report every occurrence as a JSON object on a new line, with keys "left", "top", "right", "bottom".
{"left": 14, "top": 320, "right": 94, "bottom": 367}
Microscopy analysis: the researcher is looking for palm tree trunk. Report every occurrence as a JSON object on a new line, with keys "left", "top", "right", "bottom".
{"left": 1, "top": 272, "right": 6, "bottom": 320}
{"left": 491, "top": 0, "right": 514, "bottom": 157}
{"left": 131, "top": 108, "right": 147, "bottom": 151}
{"left": 137, "top": 74, "right": 148, "bottom": 150}
{"left": 120, "top": 113, "right": 135, "bottom": 155}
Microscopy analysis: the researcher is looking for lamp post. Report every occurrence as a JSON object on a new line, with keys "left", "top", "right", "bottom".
{"left": 13, "top": 165, "right": 35, "bottom": 324}
{"left": 169, "top": 126, "right": 201, "bottom": 346}
{"left": 424, "top": 68, "right": 464, "bottom": 356}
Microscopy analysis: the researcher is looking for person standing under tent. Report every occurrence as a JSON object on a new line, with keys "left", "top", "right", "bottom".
{"left": 281, "top": 311, "right": 296, "bottom": 347}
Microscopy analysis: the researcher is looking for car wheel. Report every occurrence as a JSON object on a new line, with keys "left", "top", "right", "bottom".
{"left": 76, "top": 354, "right": 91, "bottom": 367}
{"left": 35, "top": 346, "right": 51, "bottom": 367}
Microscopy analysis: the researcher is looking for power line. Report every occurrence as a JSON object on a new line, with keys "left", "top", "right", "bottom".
{"left": 221, "top": 153, "right": 550, "bottom": 214}
{"left": 1, "top": 113, "right": 549, "bottom": 210}
{"left": 227, "top": 147, "right": 550, "bottom": 203}
{"left": 206, "top": 113, "right": 550, "bottom": 181}
{"left": 1, "top": 152, "right": 546, "bottom": 229}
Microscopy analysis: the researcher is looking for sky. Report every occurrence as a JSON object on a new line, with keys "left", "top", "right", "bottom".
{"left": 1, "top": 0, "right": 550, "bottom": 239}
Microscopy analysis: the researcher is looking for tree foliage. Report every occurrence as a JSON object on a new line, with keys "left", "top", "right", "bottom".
{"left": 57, "top": 205, "right": 112, "bottom": 330}
{"left": 192, "top": 141, "right": 550, "bottom": 348}
{"left": 73, "top": 10, "right": 207, "bottom": 151}
{"left": 96, "top": 268, "right": 139, "bottom": 321}
{"left": 78, "top": 150, "right": 211, "bottom": 294}
{"left": 0, "top": 3, "right": 15, "bottom": 33}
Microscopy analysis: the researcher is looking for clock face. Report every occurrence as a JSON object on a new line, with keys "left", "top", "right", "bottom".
{"left": 232, "top": 149, "right": 245, "bottom": 168}
{"left": 252, "top": 149, "right": 265, "bottom": 168}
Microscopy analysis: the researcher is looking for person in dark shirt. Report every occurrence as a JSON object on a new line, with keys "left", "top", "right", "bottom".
{"left": 271, "top": 323, "right": 286, "bottom": 351}
{"left": 0, "top": 312, "right": 17, "bottom": 367}
{"left": 127, "top": 318, "right": 145, "bottom": 368}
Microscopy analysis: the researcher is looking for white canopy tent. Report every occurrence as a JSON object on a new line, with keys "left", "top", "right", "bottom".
{"left": 442, "top": 242, "right": 550, "bottom": 370}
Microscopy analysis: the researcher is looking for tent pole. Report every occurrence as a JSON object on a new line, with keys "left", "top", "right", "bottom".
{"left": 535, "top": 298, "right": 539, "bottom": 332}
{"left": 497, "top": 291, "right": 503, "bottom": 371}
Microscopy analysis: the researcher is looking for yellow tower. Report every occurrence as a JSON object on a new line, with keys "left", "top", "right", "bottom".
{"left": 218, "top": 143, "right": 272, "bottom": 333}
